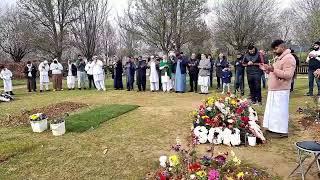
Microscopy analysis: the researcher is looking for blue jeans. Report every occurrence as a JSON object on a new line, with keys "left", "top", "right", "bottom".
{"left": 308, "top": 70, "right": 320, "bottom": 95}
{"left": 235, "top": 71, "right": 244, "bottom": 93}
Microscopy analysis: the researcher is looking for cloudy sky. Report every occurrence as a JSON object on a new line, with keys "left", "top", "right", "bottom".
{"left": 0, "top": 0, "right": 293, "bottom": 19}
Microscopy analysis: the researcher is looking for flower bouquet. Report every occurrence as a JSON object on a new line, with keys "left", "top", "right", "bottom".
{"left": 29, "top": 113, "right": 48, "bottom": 132}
{"left": 150, "top": 140, "right": 272, "bottom": 180}
{"left": 191, "top": 94, "right": 265, "bottom": 146}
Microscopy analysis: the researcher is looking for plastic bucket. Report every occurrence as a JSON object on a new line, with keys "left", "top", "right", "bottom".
{"left": 248, "top": 136, "right": 257, "bottom": 146}
{"left": 50, "top": 121, "right": 66, "bottom": 136}
{"left": 30, "top": 119, "right": 48, "bottom": 133}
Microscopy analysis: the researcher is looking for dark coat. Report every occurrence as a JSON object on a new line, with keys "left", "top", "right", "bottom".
{"left": 136, "top": 60, "right": 147, "bottom": 77}
{"left": 24, "top": 65, "right": 37, "bottom": 78}
{"left": 243, "top": 48, "right": 263, "bottom": 76}
{"left": 68, "top": 64, "right": 77, "bottom": 76}
{"left": 234, "top": 56, "right": 245, "bottom": 75}
{"left": 215, "top": 58, "right": 229, "bottom": 78}
{"left": 173, "top": 58, "right": 188, "bottom": 74}
{"left": 188, "top": 58, "right": 199, "bottom": 75}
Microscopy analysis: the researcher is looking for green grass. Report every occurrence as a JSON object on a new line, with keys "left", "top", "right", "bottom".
{"left": 0, "top": 79, "right": 26, "bottom": 87}
{"left": 0, "top": 75, "right": 318, "bottom": 179}
{"left": 66, "top": 104, "right": 139, "bottom": 132}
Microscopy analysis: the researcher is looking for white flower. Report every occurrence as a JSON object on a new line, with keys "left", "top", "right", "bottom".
{"left": 227, "top": 119, "right": 234, "bottom": 124}
{"left": 208, "top": 127, "right": 223, "bottom": 144}
{"left": 169, "top": 167, "right": 172, "bottom": 171}
{"left": 159, "top": 156, "right": 167, "bottom": 168}
{"left": 190, "top": 174, "right": 196, "bottom": 179}
{"left": 193, "top": 126, "right": 208, "bottom": 144}
{"left": 206, "top": 107, "right": 212, "bottom": 111}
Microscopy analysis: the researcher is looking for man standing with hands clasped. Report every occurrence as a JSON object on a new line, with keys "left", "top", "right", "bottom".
{"left": 260, "top": 40, "right": 296, "bottom": 138}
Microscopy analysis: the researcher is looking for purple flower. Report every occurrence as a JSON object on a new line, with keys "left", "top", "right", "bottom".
{"left": 214, "top": 155, "right": 226, "bottom": 166}
{"left": 208, "top": 169, "right": 220, "bottom": 180}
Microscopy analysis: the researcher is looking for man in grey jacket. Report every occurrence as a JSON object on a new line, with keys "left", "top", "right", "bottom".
{"left": 76, "top": 55, "right": 87, "bottom": 90}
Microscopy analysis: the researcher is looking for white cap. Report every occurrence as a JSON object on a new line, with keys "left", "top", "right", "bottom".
{"left": 44, "top": 60, "right": 48, "bottom": 64}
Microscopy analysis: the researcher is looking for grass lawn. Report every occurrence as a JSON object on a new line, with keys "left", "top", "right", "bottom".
{"left": 67, "top": 104, "right": 139, "bottom": 132}
{"left": 0, "top": 75, "right": 318, "bottom": 179}
{"left": 0, "top": 79, "right": 26, "bottom": 87}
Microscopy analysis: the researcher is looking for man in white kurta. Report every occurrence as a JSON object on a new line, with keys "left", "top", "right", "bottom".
{"left": 92, "top": 56, "right": 106, "bottom": 91}
{"left": 260, "top": 40, "right": 296, "bottom": 137}
{"left": 0, "top": 66, "right": 14, "bottom": 95}
{"left": 38, "top": 60, "right": 50, "bottom": 92}
{"left": 149, "top": 56, "right": 159, "bottom": 91}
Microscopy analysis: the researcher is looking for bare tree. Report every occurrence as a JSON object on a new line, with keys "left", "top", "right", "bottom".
{"left": 0, "top": 7, "right": 33, "bottom": 62}
{"left": 292, "top": 0, "right": 320, "bottom": 45}
{"left": 100, "top": 21, "right": 118, "bottom": 58}
{"left": 19, "top": 0, "right": 80, "bottom": 61}
{"left": 70, "top": 0, "right": 109, "bottom": 60}
{"left": 212, "top": 0, "right": 278, "bottom": 51}
{"left": 120, "top": 0, "right": 208, "bottom": 53}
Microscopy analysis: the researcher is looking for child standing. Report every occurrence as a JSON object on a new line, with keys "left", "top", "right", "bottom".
{"left": 221, "top": 66, "right": 232, "bottom": 94}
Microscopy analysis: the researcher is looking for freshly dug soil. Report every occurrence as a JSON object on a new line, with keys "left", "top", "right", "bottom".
{"left": 298, "top": 116, "right": 320, "bottom": 139}
{"left": 0, "top": 102, "right": 88, "bottom": 127}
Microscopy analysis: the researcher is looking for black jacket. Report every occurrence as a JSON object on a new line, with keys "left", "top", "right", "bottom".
{"left": 68, "top": 64, "right": 77, "bottom": 76}
{"left": 24, "top": 65, "right": 37, "bottom": 78}
{"left": 235, "top": 57, "right": 245, "bottom": 74}
{"left": 215, "top": 58, "right": 229, "bottom": 78}
{"left": 188, "top": 58, "right": 199, "bottom": 75}
{"left": 243, "top": 49, "right": 263, "bottom": 76}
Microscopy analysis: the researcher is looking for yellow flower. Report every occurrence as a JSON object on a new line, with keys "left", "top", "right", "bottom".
{"left": 230, "top": 150, "right": 236, "bottom": 157}
{"left": 196, "top": 170, "right": 207, "bottom": 177}
{"left": 169, "top": 155, "right": 179, "bottom": 167}
{"left": 233, "top": 156, "right": 241, "bottom": 165}
{"left": 230, "top": 99, "right": 237, "bottom": 106}
{"left": 192, "top": 110, "right": 198, "bottom": 116}
{"left": 30, "top": 114, "right": 39, "bottom": 120}
{"left": 237, "top": 172, "right": 244, "bottom": 179}
{"left": 201, "top": 116, "right": 209, "bottom": 119}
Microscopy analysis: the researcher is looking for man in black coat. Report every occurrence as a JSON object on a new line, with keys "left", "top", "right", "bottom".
{"left": 208, "top": 54, "right": 214, "bottom": 88}
{"left": 113, "top": 58, "right": 123, "bottom": 90}
{"left": 188, "top": 53, "right": 199, "bottom": 92}
{"left": 234, "top": 53, "right": 245, "bottom": 96}
{"left": 24, "top": 61, "right": 37, "bottom": 92}
{"left": 136, "top": 56, "right": 147, "bottom": 91}
{"left": 243, "top": 45, "right": 263, "bottom": 104}
{"left": 215, "top": 53, "right": 229, "bottom": 89}
{"left": 290, "top": 49, "right": 300, "bottom": 92}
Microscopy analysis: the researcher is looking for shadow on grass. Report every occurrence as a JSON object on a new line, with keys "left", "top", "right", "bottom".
{"left": 66, "top": 104, "right": 139, "bottom": 133}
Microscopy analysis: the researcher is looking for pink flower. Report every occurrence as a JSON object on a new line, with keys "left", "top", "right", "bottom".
{"left": 208, "top": 169, "right": 220, "bottom": 180}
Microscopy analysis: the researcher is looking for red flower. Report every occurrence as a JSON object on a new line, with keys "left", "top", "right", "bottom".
{"left": 156, "top": 171, "right": 168, "bottom": 180}
{"left": 188, "top": 162, "right": 202, "bottom": 172}
{"left": 241, "top": 116, "right": 249, "bottom": 124}
{"left": 236, "top": 108, "right": 243, "bottom": 114}
{"left": 239, "top": 123, "right": 246, "bottom": 128}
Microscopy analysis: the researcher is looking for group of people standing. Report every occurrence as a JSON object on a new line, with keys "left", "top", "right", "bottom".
{"left": 0, "top": 55, "right": 106, "bottom": 95}
{"left": 112, "top": 52, "right": 223, "bottom": 94}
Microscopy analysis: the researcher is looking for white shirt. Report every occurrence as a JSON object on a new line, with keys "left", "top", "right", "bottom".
{"left": 50, "top": 62, "right": 63, "bottom": 74}
{"left": 85, "top": 62, "right": 94, "bottom": 75}
{"left": 38, "top": 62, "right": 50, "bottom": 76}
{"left": 306, "top": 50, "right": 320, "bottom": 62}
{"left": 0, "top": 68, "right": 13, "bottom": 80}
{"left": 92, "top": 60, "right": 104, "bottom": 75}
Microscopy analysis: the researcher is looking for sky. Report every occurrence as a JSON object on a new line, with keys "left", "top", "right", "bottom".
{"left": 1, "top": 0, "right": 294, "bottom": 17}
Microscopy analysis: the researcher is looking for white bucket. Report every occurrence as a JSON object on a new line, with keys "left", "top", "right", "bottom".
{"left": 50, "top": 121, "right": 66, "bottom": 136}
{"left": 30, "top": 119, "right": 48, "bottom": 133}
{"left": 248, "top": 136, "right": 257, "bottom": 146}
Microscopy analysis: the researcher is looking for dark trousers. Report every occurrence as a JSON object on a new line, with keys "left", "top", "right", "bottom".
{"left": 308, "top": 70, "right": 320, "bottom": 95}
{"left": 88, "top": 75, "right": 95, "bottom": 89}
{"left": 27, "top": 77, "right": 36, "bottom": 92}
{"left": 126, "top": 75, "right": 134, "bottom": 91}
{"left": 217, "top": 77, "right": 221, "bottom": 89}
{"left": 210, "top": 71, "right": 213, "bottom": 87}
{"left": 247, "top": 74, "right": 262, "bottom": 103}
{"left": 137, "top": 74, "right": 146, "bottom": 91}
{"left": 261, "top": 73, "right": 266, "bottom": 88}
{"left": 291, "top": 79, "right": 295, "bottom": 92}
{"left": 189, "top": 73, "right": 198, "bottom": 92}
{"left": 235, "top": 72, "right": 244, "bottom": 94}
